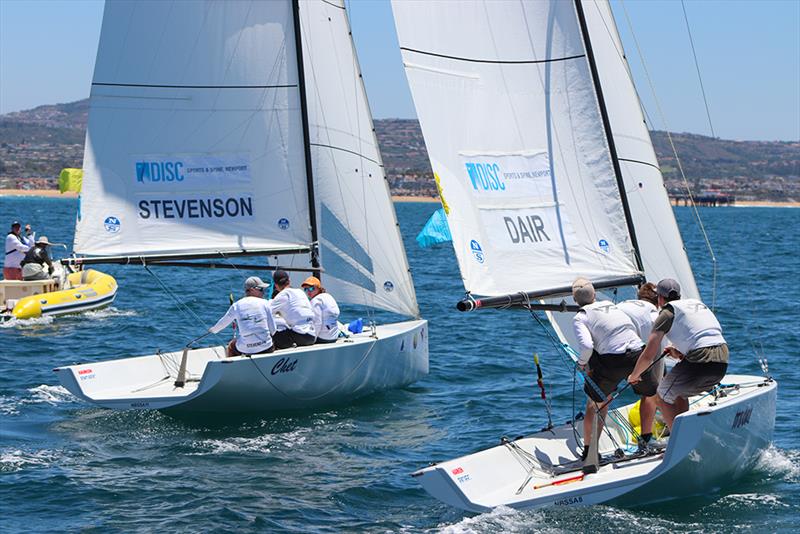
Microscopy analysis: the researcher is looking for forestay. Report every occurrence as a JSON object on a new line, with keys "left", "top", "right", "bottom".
{"left": 582, "top": 0, "right": 698, "bottom": 298}
{"left": 300, "top": 0, "right": 418, "bottom": 317}
{"left": 76, "top": 0, "right": 312, "bottom": 257}
{"left": 392, "top": 0, "right": 641, "bottom": 298}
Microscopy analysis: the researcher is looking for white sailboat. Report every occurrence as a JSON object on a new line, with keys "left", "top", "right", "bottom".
{"left": 54, "top": 0, "right": 428, "bottom": 413}
{"left": 393, "top": 0, "right": 775, "bottom": 510}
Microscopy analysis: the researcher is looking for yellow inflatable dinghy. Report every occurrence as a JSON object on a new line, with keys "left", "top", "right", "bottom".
{"left": 3, "top": 269, "right": 117, "bottom": 320}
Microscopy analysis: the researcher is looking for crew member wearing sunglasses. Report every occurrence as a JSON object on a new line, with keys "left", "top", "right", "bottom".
{"left": 301, "top": 276, "right": 340, "bottom": 344}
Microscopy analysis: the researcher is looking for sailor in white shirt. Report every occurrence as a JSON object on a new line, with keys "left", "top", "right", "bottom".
{"left": 616, "top": 282, "right": 665, "bottom": 448}
{"left": 270, "top": 270, "right": 316, "bottom": 349}
{"left": 572, "top": 278, "right": 660, "bottom": 459}
{"left": 209, "top": 276, "right": 277, "bottom": 357}
{"left": 629, "top": 278, "right": 728, "bottom": 430}
{"left": 4, "top": 221, "right": 34, "bottom": 281}
{"left": 301, "top": 276, "right": 340, "bottom": 344}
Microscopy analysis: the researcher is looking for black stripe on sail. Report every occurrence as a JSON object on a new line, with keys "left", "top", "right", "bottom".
{"left": 309, "top": 143, "right": 382, "bottom": 167}
{"left": 400, "top": 47, "right": 585, "bottom": 65}
{"left": 617, "top": 158, "right": 662, "bottom": 172}
{"left": 92, "top": 82, "right": 297, "bottom": 89}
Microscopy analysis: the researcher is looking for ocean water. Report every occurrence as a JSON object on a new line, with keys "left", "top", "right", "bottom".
{"left": 1, "top": 197, "right": 797, "bottom": 533}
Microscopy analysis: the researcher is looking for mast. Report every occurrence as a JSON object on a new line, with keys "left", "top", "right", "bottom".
{"left": 292, "top": 0, "right": 321, "bottom": 277}
{"left": 574, "top": 0, "right": 644, "bottom": 273}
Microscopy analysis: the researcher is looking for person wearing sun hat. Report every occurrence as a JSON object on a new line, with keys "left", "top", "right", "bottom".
{"left": 301, "top": 276, "right": 340, "bottom": 344}
{"left": 20, "top": 235, "right": 54, "bottom": 281}
{"left": 3, "top": 221, "right": 34, "bottom": 280}
{"left": 209, "top": 276, "right": 277, "bottom": 357}
{"left": 629, "top": 278, "right": 728, "bottom": 430}
{"left": 270, "top": 270, "right": 316, "bottom": 349}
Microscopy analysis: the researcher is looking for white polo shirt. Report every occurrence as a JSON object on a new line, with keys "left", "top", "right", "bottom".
{"left": 311, "top": 292, "right": 340, "bottom": 341}
{"left": 209, "top": 296, "right": 277, "bottom": 354}
{"left": 270, "top": 287, "right": 315, "bottom": 336}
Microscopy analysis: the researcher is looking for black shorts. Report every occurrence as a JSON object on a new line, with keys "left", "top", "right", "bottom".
{"left": 273, "top": 329, "right": 316, "bottom": 349}
{"left": 583, "top": 347, "right": 659, "bottom": 402}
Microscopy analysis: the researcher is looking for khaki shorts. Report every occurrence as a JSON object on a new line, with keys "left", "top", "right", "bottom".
{"left": 657, "top": 360, "right": 727, "bottom": 404}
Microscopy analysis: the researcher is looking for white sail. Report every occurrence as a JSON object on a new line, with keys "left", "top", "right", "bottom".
{"left": 583, "top": 0, "right": 699, "bottom": 298}
{"left": 301, "top": 0, "right": 419, "bottom": 317}
{"left": 392, "top": 0, "right": 641, "bottom": 298}
{"left": 75, "top": 0, "right": 311, "bottom": 257}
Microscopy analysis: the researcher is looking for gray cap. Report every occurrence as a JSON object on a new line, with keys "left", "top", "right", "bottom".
{"left": 244, "top": 276, "right": 268, "bottom": 291}
{"left": 572, "top": 277, "right": 596, "bottom": 306}
{"left": 656, "top": 278, "right": 681, "bottom": 299}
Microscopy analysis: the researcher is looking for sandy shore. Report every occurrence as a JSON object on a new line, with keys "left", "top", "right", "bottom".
{"left": 2, "top": 189, "right": 794, "bottom": 208}
{"left": 0, "top": 189, "right": 78, "bottom": 198}
{"left": 391, "top": 195, "right": 440, "bottom": 203}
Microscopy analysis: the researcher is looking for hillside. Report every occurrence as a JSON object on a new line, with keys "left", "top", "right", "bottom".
{"left": 1, "top": 99, "right": 797, "bottom": 200}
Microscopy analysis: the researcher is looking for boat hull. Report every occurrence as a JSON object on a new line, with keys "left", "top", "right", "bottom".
{"left": 2, "top": 269, "right": 117, "bottom": 319}
{"left": 55, "top": 319, "right": 428, "bottom": 413}
{"left": 412, "top": 374, "right": 776, "bottom": 512}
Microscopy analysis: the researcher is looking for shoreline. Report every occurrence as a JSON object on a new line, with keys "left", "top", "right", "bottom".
{"left": 1, "top": 189, "right": 796, "bottom": 208}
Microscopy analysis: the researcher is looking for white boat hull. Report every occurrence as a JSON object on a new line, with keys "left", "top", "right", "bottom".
{"left": 55, "top": 320, "right": 428, "bottom": 413}
{"left": 412, "top": 374, "right": 776, "bottom": 512}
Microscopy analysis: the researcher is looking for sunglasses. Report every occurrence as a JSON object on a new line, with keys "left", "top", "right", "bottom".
{"left": 302, "top": 286, "right": 316, "bottom": 293}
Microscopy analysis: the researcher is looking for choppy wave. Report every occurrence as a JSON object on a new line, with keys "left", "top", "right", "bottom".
{"left": 27, "top": 384, "right": 75, "bottom": 405}
{"left": 0, "top": 315, "right": 54, "bottom": 328}
{"left": 81, "top": 307, "right": 137, "bottom": 319}
{"left": 0, "top": 449, "right": 62, "bottom": 473}
{"left": 190, "top": 428, "right": 310, "bottom": 455}
{"left": 754, "top": 445, "right": 799, "bottom": 481}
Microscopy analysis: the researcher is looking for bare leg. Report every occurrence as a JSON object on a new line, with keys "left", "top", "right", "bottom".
{"left": 226, "top": 339, "right": 237, "bottom": 358}
{"left": 639, "top": 395, "right": 657, "bottom": 436}
{"left": 657, "top": 395, "right": 689, "bottom": 430}
{"left": 583, "top": 400, "right": 608, "bottom": 446}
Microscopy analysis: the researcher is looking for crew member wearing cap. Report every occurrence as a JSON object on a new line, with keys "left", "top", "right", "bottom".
{"left": 20, "top": 236, "right": 54, "bottom": 281}
{"left": 628, "top": 278, "right": 728, "bottom": 430}
{"left": 270, "top": 270, "right": 316, "bottom": 349}
{"left": 209, "top": 276, "right": 277, "bottom": 357}
{"left": 4, "top": 221, "right": 34, "bottom": 280}
{"left": 572, "top": 277, "right": 661, "bottom": 458}
{"left": 301, "top": 276, "right": 340, "bottom": 344}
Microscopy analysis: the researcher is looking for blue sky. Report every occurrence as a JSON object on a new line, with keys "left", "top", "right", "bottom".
{"left": 1, "top": 0, "right": 798, "bottom": 141}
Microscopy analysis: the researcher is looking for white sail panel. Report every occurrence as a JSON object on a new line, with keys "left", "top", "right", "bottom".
{"left": 75, "top": 0, "right": 312, "bottom": 256}
{"left": 392, "top": 0, "right": 640, "bottom": 297}
{"left": 584, "top": 0, "right": 699, "bottom": 299}
{"left": 300, "top": 0, "right": 419, "bottom": 317}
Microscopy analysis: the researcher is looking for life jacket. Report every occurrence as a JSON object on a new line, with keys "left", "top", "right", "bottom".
{"left": 666, "top": 299, "right": 726, "bottom": 355}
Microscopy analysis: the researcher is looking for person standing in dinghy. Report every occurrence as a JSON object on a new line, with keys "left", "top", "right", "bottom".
{"left": 3, "top": 221, "right": 34, "bottom": 280}
{"left": 571, "top": 278, "right": 661, "bottom": 460}
{"left": 628, "top": 278, "right": 728, "bottom": 430}
{"left": 270, "top": 270, "right": 316, "bottom": 349}
{"left": 209, "top": 276, "right": 277, "bottom": 357}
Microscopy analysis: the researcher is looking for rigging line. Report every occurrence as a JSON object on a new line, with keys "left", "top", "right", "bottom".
{"left": 619, "top": 0, "right": 717, "bottom": 309}
{"left": 680, "top": 0, "right": 716, "bottom": 139}
{"left": 143, "top": 262, "right": 225, "bottom": 358}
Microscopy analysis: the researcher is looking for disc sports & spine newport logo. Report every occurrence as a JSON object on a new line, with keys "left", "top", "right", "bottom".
{"left": 136, "top": 160, "right": 185, "bottom": 183}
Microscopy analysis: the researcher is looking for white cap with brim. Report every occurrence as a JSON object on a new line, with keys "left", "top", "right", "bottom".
{"left": 35, "top": 236, "right": 51, "bottom": 246}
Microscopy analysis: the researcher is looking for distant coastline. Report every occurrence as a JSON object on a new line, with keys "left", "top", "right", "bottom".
{"left": 2, "top": 189, "right": 795, "bottom": 208}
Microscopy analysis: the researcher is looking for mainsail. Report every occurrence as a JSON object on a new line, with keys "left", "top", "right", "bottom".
{"left": 392, "top": 0, "right": 642, "bottom": 299}
{"left": 75, "top": 0, "right": 417, "bottom": 317}
{"left": 392, "top": 0, "right": 697, "bottom": 303}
